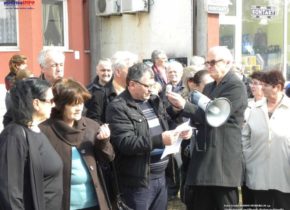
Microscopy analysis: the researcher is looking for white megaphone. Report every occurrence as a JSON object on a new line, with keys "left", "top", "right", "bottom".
{"left": 189, "top": 90, "right": 231, "bottom": 127}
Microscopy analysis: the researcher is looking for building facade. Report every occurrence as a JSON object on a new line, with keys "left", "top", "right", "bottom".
{"left": 0, "top": 0, "right": 220, "bottom": 86}
{"left": 220, "top": 0, "right": 290, "bottom": 80}
{"left": 0, "top": 0, "right": 91, "bottom": 85}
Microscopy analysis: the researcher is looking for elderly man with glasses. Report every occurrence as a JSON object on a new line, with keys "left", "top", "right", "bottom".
{"left": 167, "top": 46, "right": 248, "bottom": 210}
{"left": 38, "top": 48, "right": 65, "bottom": 84}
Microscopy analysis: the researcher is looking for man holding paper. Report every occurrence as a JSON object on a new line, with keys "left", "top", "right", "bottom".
{"left": 106, "top": 63, "right": 191, "bottom": 210}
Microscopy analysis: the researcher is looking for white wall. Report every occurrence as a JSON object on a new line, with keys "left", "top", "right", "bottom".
{"left": 99, "top": 0, "right": 193, "bottom": 61}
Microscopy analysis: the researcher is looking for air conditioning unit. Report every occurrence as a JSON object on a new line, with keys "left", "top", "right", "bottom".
{"left": 96, "top": 0, "right": 121, "bottom": 16}
{"left": 122, "top": 0, "right": 149, "bottom": 13}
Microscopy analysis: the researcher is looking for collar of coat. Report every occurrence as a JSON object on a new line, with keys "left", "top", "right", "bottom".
{"left": 256, "top": 93, "right": 290, "bottom": 109}
{"left": 50, "top": 117, "right": 87, "bottom": 146}
{"left": 206, "top": 70, "right": 241, "bottom": 98}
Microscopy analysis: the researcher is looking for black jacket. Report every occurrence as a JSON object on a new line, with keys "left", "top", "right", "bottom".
{"left": 86, "top": 77, "right": 116, "bottom": 124}
{"left": 105, "top": 90, "right": 169, "bottom": 187}
{"left": 0, "top": 123, "right": 63, "bottom": 210}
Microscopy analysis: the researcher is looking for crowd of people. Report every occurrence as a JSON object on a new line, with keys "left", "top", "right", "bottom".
{"left": 0, "top": 46, "right": 289, "bottom": 210}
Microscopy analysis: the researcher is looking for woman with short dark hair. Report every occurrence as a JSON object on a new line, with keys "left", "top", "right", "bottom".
{"left": 0, "top": 77, "right": 63, "bottom": 210}
{"left": 242, "top": 69, "right": 290, "bottom": 209}
{"left": 40, "top": 78, "right": 115, "bottom": 210}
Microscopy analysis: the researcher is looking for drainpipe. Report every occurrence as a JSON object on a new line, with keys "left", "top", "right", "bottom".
{"left": 88, "top": 0, "right": 101, "bottom": 81}
{"left": 194, "top": 0, "right": 208, "bottom": 57}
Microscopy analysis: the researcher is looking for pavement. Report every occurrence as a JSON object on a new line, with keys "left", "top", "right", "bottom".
{"left": 168, "top": 197, "right": 186, "bottom": 210}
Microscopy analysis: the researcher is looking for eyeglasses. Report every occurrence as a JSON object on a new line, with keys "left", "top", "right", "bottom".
{"left": 132, "top": 80, "right": 154, "bottom": 89}
{"left": 99, "top": 68, "right": 112, "bottom": 72}
{"left": 48, "top": 63, "right": 64, "bottom": 68}
{"left": 204, "top": 59, "right": 223, "bottom": 67}
{"left": 39, "top": 98, "right": 54, "bottom": 105}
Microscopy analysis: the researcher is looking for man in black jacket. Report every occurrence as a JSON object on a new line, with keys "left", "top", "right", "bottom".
{"left": 85, "top": 58, "right": 113, "bottom": 123}
{"left": 86, "top": 51, "right": 138, "bottom": 123}
{"left": 106, "top": 63, "right": 191, "bottom": 210}
{"left": 87, "top": 58, "right": 112, "bottom": 90}
{"left": 167, "top": 46, "right": 248, "bottom": 210}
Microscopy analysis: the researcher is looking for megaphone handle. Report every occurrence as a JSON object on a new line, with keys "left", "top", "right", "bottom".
{"left": 190, "top": 128, "right": 197, "bottom": 156}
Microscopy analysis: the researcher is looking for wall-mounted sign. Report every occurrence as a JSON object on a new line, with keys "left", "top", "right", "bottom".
{"left": 206, "top": 0, "right": 231, "bottom": 14}
{"left": 251, "top": 6, "right": 277, "bottom": 19}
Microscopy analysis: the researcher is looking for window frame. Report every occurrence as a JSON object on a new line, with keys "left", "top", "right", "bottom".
{"left": 42, "top": 0, "right": 69, "bottom": 50}
{"left": 0, "top": 2, "right": 19, "bottom": 51}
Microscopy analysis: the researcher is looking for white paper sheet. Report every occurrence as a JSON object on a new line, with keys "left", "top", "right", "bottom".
{"left": 161, "top": 120, "right": 191, "bottom": 159}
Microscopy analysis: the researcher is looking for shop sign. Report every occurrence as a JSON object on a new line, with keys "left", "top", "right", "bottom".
{"left": 206, "top": 0, "right": 231, "bottom": 14}
{"left": 251, "top": 6, "right": 277, "bottom": 19}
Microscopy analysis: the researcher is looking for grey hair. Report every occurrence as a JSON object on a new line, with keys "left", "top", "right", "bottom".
{"left": 126, "top": 63, "right": 154, "bottom": 86}
{"left": 189, "top": 56, "right": 205, "bottom": 68}
{"left": 38, "top": 48, "right": 65, "bottom": 68}
{"left": 151, "top": 49, "right": 166, "bottom": 63}
{"left": 96, "top": 58, "right": 112, "bottom": 70}
{"left": 209, "top": 46, "right": 233, "bottom": 63}
{"left": 166, "top": 60, "right": 183, "bottom": 73}
{"left": 111, "top": 51, "right": 138, "bottom": 73}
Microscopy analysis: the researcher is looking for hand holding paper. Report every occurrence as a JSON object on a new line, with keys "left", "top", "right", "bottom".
{"left": 161, "top": 120, "right": 192, "bottom": 159}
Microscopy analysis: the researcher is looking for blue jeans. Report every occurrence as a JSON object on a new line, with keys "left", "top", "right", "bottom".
{"left": 121, "top": 176, "right": 168, "bottom": 210}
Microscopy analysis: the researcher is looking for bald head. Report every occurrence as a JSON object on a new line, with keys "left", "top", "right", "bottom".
{"left": 206, "top": 46, "right": 233, "bottom": 83}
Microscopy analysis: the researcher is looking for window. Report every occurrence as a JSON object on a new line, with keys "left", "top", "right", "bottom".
{"left": 242, "top": 0, "right": 284, "bottom": 76}
{"left": 42, "top": 0, "right": 68, "bottom": 48}
{"left": 0, "top": 0, "right": 18, "bottom": 49}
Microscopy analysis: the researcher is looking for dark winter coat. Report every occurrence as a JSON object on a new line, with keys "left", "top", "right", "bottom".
{"left": 85, "top": 77, "right": 117, "bottom": 124}
{"left": 184, "top": 70, "right": 248, "bottom": 187}
{"left": 105, "top": 89, "right": 169, "bottom": 187}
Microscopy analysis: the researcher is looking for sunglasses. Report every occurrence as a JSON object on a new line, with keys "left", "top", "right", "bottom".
{"left": 204, "top": 59, "right": 223, "bottom": 67}
{"left": 39, "top": 98, "right": 54, "bottom": 105}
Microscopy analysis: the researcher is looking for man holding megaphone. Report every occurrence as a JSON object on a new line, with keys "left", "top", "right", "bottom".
{"left": 167, "top": 46, "right": 248, "bottom": 210}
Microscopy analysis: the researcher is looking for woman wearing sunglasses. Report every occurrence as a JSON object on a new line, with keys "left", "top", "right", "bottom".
{"left": 0, "top": 78, "right": 63, "bottom": 210}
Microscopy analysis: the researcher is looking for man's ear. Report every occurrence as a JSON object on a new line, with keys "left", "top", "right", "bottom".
{"left": 114, "top": 68, "right": 120, "bottom": 77}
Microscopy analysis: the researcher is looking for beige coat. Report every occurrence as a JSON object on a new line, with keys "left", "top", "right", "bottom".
{"left": 242, "top": 95, "right": 290, "bottom": 193}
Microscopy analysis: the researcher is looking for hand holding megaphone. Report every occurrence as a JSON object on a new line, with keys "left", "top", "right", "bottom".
{"left": 189, "top": 91, "right": 231, "bottom": 127}
{"left": 166, "top": 91, "right": 186, "bottom": 109}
